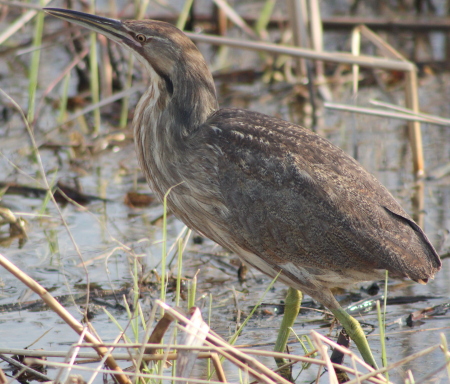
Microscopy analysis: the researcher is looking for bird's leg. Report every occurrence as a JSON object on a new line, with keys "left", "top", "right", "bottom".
{"left": 330, "top": 306, "right": 378, "bottom": 369}
{"left": 274, "top": 287, "right": 302, "bottom": 378}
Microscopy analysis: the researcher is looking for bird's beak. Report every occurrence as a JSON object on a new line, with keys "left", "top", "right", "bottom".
{"left": 44, "top": 8, "right": 136, "bottom": 48}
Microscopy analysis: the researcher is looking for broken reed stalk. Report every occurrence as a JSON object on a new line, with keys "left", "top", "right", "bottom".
{"left": 0, "top": 366, "right": 6, "bottom": 384}
{"left": 0, "top": 254, "right": 131, "bottom": 384}
{"left": 370, "top": 99, "right": 450, "bottom": 124}
{"left": 324, "top": 102, "right": 450, "bottom": 125}
{"left": 158, "top": 301, "right": 291, "bottom": 384}
{"left": 209, "top": 353, "right": 226, "bottom": 383}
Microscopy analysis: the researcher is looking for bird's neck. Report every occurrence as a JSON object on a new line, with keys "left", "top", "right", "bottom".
{"left": 135, "top": 59, "right": 218, "bottom": 137}
{"left": 132, "top": 62, "right": 218, "bottom": 198}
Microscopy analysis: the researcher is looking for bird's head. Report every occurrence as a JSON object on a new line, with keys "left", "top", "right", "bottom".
{"left": 45, "top": 8, "right": 218, "bottom": 130}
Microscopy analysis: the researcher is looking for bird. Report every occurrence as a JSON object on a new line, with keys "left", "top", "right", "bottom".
{"left": 45, "top": 8, "right": 441, "bottom": 370}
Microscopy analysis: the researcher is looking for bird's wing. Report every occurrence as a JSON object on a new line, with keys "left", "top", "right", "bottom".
{"left": 194, "top": 108, "right": 440, "bottom": 284}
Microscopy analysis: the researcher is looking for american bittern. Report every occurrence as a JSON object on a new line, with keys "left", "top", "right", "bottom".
{"left": 45, "top": 8, "right": 441, "bottom": 369}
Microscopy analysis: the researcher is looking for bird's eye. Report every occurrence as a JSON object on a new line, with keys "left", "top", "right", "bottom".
{"left": 136, "top": 34, "right": 147, "bottom": 43}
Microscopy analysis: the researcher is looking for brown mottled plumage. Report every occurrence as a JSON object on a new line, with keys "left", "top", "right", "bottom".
{"left": 45, "top": 8, "right": 441, "bottom": 367}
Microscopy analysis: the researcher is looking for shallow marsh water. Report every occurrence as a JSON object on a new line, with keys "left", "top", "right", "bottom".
{"left": 1, "top": 5, "right": 450, "bottom": 384}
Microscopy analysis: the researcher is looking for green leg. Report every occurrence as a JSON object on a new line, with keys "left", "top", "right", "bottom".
{"left": 330, "top": 307, "right": 378, "bottom": 369}
{"left": 274, "top": 287, "right": 302, "bottom": 376}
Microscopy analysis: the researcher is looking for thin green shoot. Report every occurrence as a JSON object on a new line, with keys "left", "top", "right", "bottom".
{"left": 44, "top": 229, "right": 60, "bottom": 260}
{"left": 171, "top": 238, "right": 184, "bottom": 384}
{"left": 175, "top": 238, "right": 183, "bottom": 308}
{"left": 187, "top": 271, "right": 198, "bottom": 309}
{"left": 208, "top": 274, "right": 280, "bottom": 380}
{"left": 102, "top": 307, "right": 132, "bottom": 343}
{"left": 176, "top": 0, "right": 194, "bottom": 30}
{"left": 441, "top": 333, "right": 450, "bottom": 381}
{"left": 383, "top": 270, "right": 389, "bottom": 380}
{"left": 88, "top": 3, "right": 101, "bottom": 132}
{"left": 383, "top": 270, "right": 388, "bottom": 329}
{"left": 160, "top": 191, "right": 169, "bottom": 315}
{"left": 238, "top": 367, "right": 250, "bottom": 384}
{"left": 122, "top": 283, "right": 146, "bottom": 347}
{"left": 376, "top": 300, "right": 388, "bottom": 381}
{"left": 138, "top": 304, "right": 160, "bottom": 377}
{"left": 207, "top": 293, "right": 213, "bottom": 378}
{"left": 103, "top": 304, "right": 159, "bottom": 382}
{"left": 138, "top": 301, "right": 147, "bottom": 332}
{"left": 167, "top": 226, "right": 190, "bottom": 268}
{"left": 136, "top": 0, "right": 150, "bottom": 20}
{"left": 27, "top": 0, "right": 45, "bottom": 124}
{"left": 38, "top": 171, "right": 58, "bottom": 215}
{"left": 290, "top": 329, "right": 315, "bottom": 370}
{"left": 76, "top": 114, "right": 90, "bottom": 135}
{"left": 228, "top": 271, "right": 281, "bottom": 345}
{"left": 0, "top": 186, "right": 7, "bottom": 199}
{"left": 254, "top": 0, "right": 276, "bottom": 37}
{"left": 122, "top": 295, "right": 133, "bottom": 324}
{"left": 130, "top": 257, "right": 141, "bottom": 340}
{"left": 254, "top": 0, "right": 279, "bottom": 77}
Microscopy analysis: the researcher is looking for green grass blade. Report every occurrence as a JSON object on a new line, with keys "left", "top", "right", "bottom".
{"left": 188, "top": 272, "right": 197, "bottom": 308}
{"left": 255, "top": 0, "right": 276, "bottom": 36}
{"left": 441, "top": 333, "right": 450, "bottom": 380}
{"left": 88, "top": 3, "right": 101, "bottom": 132}
{"left": 119, "top": 55, "right": 135, "bottom": 128}
{"left": 27, "top": 1, "right": 45, "bottom": 124}
{"left": 161, "top": 191, "right": 169, "bottom": 311}
{"left": 175, "top": 238, "right": 183, "bottom": 308}
{"left": 228, "top": 271, "right": 280, "bottom": 345}
{"left": 176, "top": 0, "right": 195, "bottom": 30}
{"left": 376, "top": 300, "right": 388, "bottom": 380}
